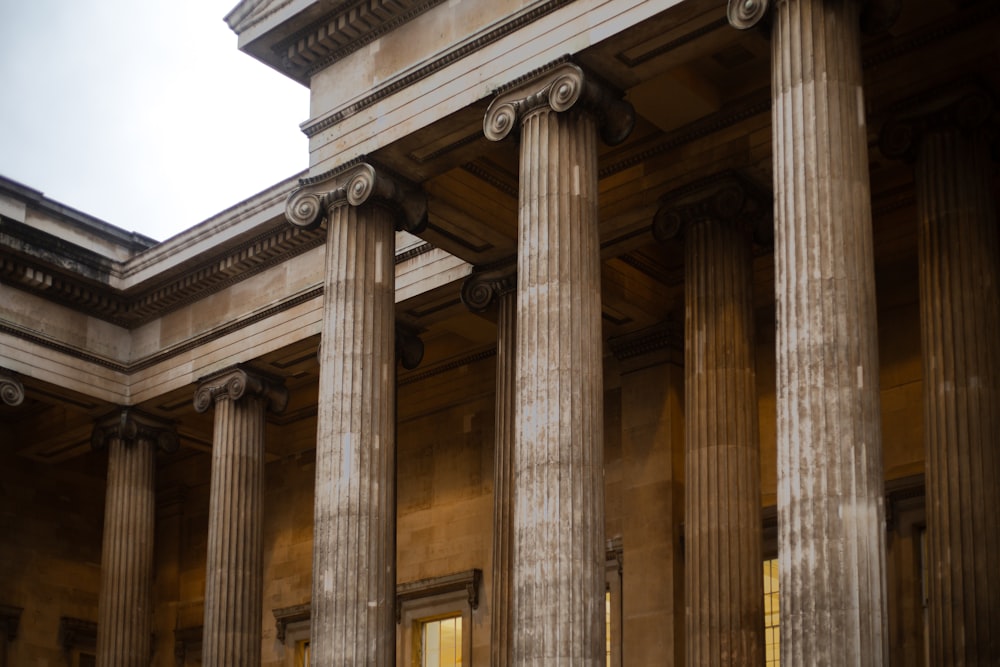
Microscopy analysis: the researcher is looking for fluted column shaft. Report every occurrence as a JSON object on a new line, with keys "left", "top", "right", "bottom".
{"left": 915, "top": 123, "right": 1000, "bottom": 665}
{"left": 771, "top": 1, "right": 888, "bottom": 664}
{"left": 513, "top": 106, "right": 605, "bottom": 665}
{"left": 312, "top": 201, "right": 396, "bottom": 666}
{"left": 195, "top": 367, "right": 286, "bottom": 666}
{"left": 491, "top": 288, "right": 516, "bottom": 667}
{"left": 683, "top": 217, "right": 763, "bottom": 666}
{"left": 93, "top": 411, "right": 176, "bottom": 667}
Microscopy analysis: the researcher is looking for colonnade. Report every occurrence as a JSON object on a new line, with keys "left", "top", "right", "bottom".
{"left": 21, "top": 0, "right": 994, "bottom": 664}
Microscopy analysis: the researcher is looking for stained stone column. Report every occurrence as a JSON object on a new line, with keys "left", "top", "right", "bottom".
{"left": 462, "top": 265, "right": 517, "bottom": 667}
{"left": 881, "top": 88, "right": 1000, "bottom": 664}
{"left": 731, "top": 1, "right": 889, "bottom": 663}
{"left": 91, "top": 409, "right": 177, "bottom": 667}
{"left": 484, "top": 60, "right": 633, "bottom": 665}
{"left": 654, "top": 174, "right": 768, "bottom": 666}
{"left": 285, "top": 161, "right": 426, "bottom": 667}
{"left": 193, "top": 365, "right": 287, "bottom": 665}
{"left": 0, "top": 370, "right": 24, "bottom": 406}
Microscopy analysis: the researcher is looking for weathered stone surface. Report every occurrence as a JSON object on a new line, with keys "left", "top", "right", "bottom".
{"left": 485, "top": 59, "right": 632, "bottom": 666}
{"left": 657, "top": 175, "right": 766, "bottom": 666}
{"left": 91, "top": 410, "right": 176, "bottom": 667}
{"left": 194, "top": 366, "right": 287, "bottom": 665}
{"left": 0, "top": 370, "right": 24, "bottom": 406}
{"left": 287, "top": 163, "right": 403, "bottom": 666}
{"left": 770, "top": 1, "right": 888, "bottom": 663}
{"left": 883, "top": 88, "right": 1000, "bottom": 664}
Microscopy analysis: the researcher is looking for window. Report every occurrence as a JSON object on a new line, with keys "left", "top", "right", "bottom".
{"left": 606, "top": 541, "right": 622, "bottom": 667}
{"left": 763, "top": 558, "right": 780, "bottom": 666}
{"left": 397, "top": 569, "right": 479, "bottom": 667}
{"left": 415, "top": 613, "right": 462, "bottom": 667}
{"left": 296, "top": 639, "right": 310, "bottom": 667}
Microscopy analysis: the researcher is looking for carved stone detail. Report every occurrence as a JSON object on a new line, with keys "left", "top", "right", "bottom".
{"left": 272, "top": 604, "right": 311, "bottom": 643}
{"left": 285, "top": 159, "right": 427, "bottom": 234}
{"left": 395, "top": 324, "right": 425, "bottom": 370}
{"left": 0, "top": 369, "right": 24, "bottom": 406}
{"left": 90, "top": 408, "right": 178, "bottom": 453}
{"left": 193, "top": 365, "right": 288, "bottom": 414}
{"left": 727, "top": 0, "right": 770, "bottom": 30}
{"left": 652, "top": 172, "right": 771, "bottom": 245}
{"left": 880, "top": 84, "right": 994, "bottom": 161}
{"left": 484, "top": 60, "right": 634, "bottom": 146}
{"left": 460, "top": 263, "right": 517, "bottom": 313}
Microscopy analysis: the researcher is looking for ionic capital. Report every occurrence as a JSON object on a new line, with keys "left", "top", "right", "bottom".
{"left": 91, "top": 408, "right": 178, "bottom": 452}
{"left": 880, "top": 84, "right": 996, "bottom": 162}
{"left": 285, "top": 159, "right": 427, "bottom": 234}
{"left": 652, "top": 172, "right": 772, "bottom": 244}
{"left": 193, "top": 365, "right": 288, "bottom": 414}
{"left": 460, "top": 262, "right": 517, "bottom": 314}
{"left": 484, "top": 60, "right": 634, "bottom": 146}
{"left": 0, "top": 368, "right": 25, "bottom": 406}
{"left": 726, "top": 0, "right": 899, "bottom": 34}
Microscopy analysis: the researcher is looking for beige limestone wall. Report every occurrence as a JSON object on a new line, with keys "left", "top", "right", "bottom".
{"left": 0, "top": 444, "right": 105, "bottom": 664}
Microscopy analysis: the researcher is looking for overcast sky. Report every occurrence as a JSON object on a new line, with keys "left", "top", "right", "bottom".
{"left": 0, "top": 0, "right": 310, "bottom": 241}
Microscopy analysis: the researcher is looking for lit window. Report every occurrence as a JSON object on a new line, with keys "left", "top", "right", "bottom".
{"left": 417, "top": 613, "right": 462, "bottom": 667}
{"left": 763, "top": 558, "right": 780, "bottom": 666}
{"left": 606, "top": 590, "right": 612, "bottom": 667}
{"left": 296, "top": 639, "right": 310, "bottom": 667}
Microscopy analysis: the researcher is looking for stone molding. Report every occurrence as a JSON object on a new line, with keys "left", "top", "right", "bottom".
{"left": 726, "top": 0, "right": 901, "bottom": 34}
{"left": 484, "top": 59, "right": 635, "bottom": 146}
{"left": 90, "top": 408, "right": 179, "bottom": 453}
{"left": 879, "top": 83, "right": 996, "bottom": 162}
{"left": 608, "top": 321, "right": 684, "bottom": 361}
{"left": 192, "top": 365, "right": 288, "bottom": 414}
{"left": 272, "top": 603, "right": 310, "bottom": 642}
{"left": 652, "top": 171, "right": 772, "bottom": 245}
{"left": 0, "top": 605, "right": 21, "bottom": 641}
{"left": 395, "top": 569, "right": 482, "bottom": 622}
{"left": 397, "top": 346, "right": 496, "bottom": 387}
{"left": 460, "top": 262, "right": 516, "bottom": 314}
{"left": 58, "top": 616, "right": 97, "bottom": 653}
{"left": 285, "top": 159, "right": 427, "bottom": 234}
{"left": 0, "top": 369, "right": 24, "bottom": 406}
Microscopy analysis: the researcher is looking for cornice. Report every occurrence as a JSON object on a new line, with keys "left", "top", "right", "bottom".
{"left": 300, "top": 0, "right": 576, "bottom": 138}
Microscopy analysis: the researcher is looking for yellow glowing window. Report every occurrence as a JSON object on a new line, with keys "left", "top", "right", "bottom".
{"left": 606, "top": 589, "right": 612, "bottom": 667}
{"left": 295, "top": 639, "right": 310, "bottom": 667}
{"left": 763, "top": 558, "right": 780, "bottom": 666}
{"left": 417, "top": 614, "right": 462, "bottom": 667}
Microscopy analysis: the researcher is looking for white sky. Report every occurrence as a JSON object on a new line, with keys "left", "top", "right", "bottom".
{"left": 0, "top": 0, "right": 310, "bottom": 241}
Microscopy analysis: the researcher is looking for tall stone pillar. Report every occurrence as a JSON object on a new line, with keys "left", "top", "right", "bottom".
{"left": 462, "top": 265, "right": 517, "bottom": 667}
{"left": 484, "top": 60, "right": 633, "bottom": 665}
{"left": 730, "top": 1, "right": 888, "bottom": 663}
{"left": 0, "top": 369, "right": 24, "bottom": 406}
{"left": 881, "top": 87, "right": 1000, "bottom": 664}
{"left": 193, "top": 365, "right": 287, "bottom": 665}
{"left": 91, "top": 409, "right": 177, "bottom": 667}
{"left": 285, "top": 160, "right": 426, "bottom": 666}
{"left": 654, "top": 174, "right": 768, "bottom": 666}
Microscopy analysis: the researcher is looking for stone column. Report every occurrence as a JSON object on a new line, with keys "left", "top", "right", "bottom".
{"left": 881, "top": 87, "right": 1000, "bottom": 664}
{"left": 484, "top": 60, "right": 633, "bottom": 665}
{"left": 0, "top": 369, "right": 24, "bottom": 406}
{"left": 193, "top": 365, "right": 287, "bottom": 665}
{"left": 731, "top": 1, "right": 889, "bottom": 663}
{"left": 462, "top": 265, "right": 517, "bottom": 667}
{"left": 285, "top": 160, "right": 426, "bottom": 666}
{"left": 654, "top": 173, "right": 768, "bottom": 666}
{"left": 91, "top": 409, "right": 177, "bottom": 667}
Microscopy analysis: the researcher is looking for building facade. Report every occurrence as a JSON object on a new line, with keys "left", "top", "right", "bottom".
{"left": 1, "top": 0, "right": 998, "bottom": 665}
